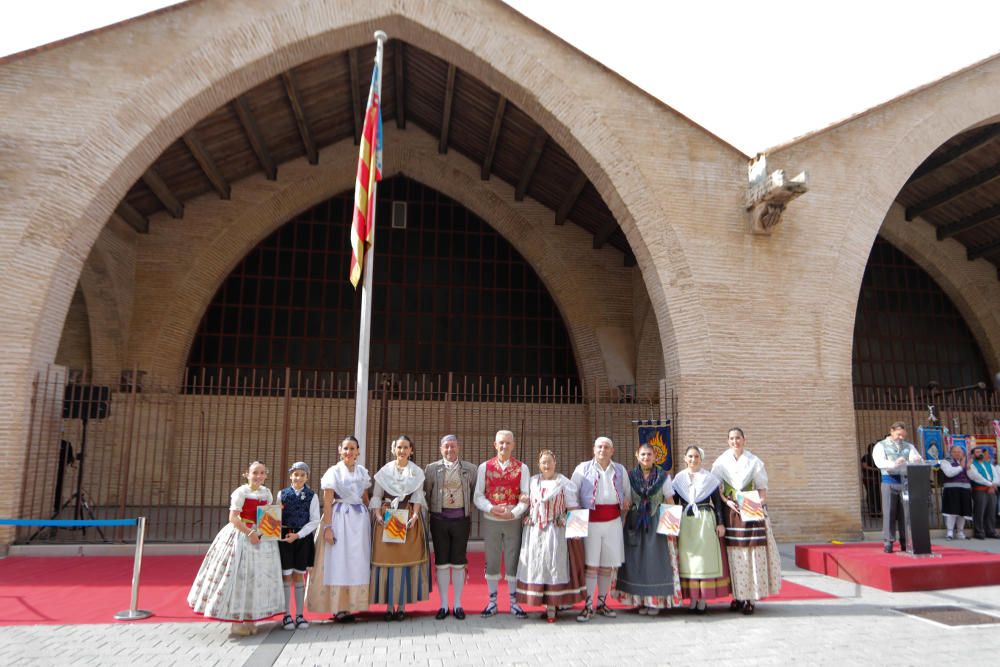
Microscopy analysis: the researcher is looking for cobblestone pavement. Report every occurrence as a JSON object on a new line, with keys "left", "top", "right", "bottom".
{"left": 5, "top": 540, "right": 1000, "bottom": 666}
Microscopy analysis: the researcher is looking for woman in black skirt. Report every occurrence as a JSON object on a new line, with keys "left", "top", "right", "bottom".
{"left": 940, "top": 444, "right": 973, "bottom": 540}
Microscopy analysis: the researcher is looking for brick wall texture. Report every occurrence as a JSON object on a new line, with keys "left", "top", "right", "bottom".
{"left": 4, "top": 0, "right": 1000, "bottom": 542}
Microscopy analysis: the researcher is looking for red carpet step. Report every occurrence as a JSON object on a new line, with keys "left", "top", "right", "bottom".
{"left": 795, "top": 542, "right": 1000, "bottom": 592}
{"left": 0, "top": 552, "right": 830, "bottom": 626}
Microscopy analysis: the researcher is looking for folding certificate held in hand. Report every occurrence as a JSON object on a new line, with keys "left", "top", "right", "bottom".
{"left": 382, "top": 508, "right": 409, "bottom": 543}
{"left": 255, "top": 505, "right": 282, "bottom": 540}
{"left": 565, "top": 509, "right": 589, "bottom": 538}
{"left": 737, "top": 490, "right": 766, "bottom": 522}
{"left": 656, "top": 504, "right": 682, "bottom": 536}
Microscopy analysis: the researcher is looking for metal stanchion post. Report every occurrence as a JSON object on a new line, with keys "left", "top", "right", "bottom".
{"left": 114, "top": 517, "right": 153, "bottom": 620}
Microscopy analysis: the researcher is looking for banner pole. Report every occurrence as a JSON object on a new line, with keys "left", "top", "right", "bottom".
{"left": 354, "top": 30, "right": 388, "bottom": 467}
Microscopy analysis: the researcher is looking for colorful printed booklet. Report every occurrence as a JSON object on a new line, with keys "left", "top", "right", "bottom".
{"left": 565, "top": 509, "right": 589, "bottom": 538}
{"left": 737, "top": 490, "right": 766, "bottom": 522}
{"left": 382, "top": 508, "right": 409, "bottom": 543}
{"left": 656, "top": 504, "right": 682, "bottom": 536}
{"left": 255, "top": 504, "right": 282, "bottom": 540}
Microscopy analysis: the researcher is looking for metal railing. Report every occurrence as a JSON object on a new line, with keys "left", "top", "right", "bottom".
{"left": 17, "top": 367, "right": 674, "bottom": 543}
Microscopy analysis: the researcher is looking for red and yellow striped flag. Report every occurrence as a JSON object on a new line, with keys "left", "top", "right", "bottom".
{"left": 349, "top": 61, "right": 383, "bottom": 288}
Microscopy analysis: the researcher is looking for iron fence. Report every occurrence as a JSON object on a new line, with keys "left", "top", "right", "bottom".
{"left": 17, "top": 367, "right": 674, "bottom": 543}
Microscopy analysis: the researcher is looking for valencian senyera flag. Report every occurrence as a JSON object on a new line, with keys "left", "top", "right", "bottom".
{"left": 349, "top": 61, "right": 383, "bottom": 288}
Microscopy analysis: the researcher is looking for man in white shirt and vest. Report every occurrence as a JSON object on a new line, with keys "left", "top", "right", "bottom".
{"left": 872, "top": 421, "right": 924, "bottom": 553}
{"left": 473, "top": 429, "right": 530, "bottom": 618}
{"left": 571, "top": 436, "right": 630, "bottom": 621}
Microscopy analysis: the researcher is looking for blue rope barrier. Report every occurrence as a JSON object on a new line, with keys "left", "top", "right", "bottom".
{"left": 0, "top": 518, "right": 138, "bottom": 527}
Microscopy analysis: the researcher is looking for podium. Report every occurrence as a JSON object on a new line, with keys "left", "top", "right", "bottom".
{"left": 901, "top": 463, "right": 932, "bottom": 556}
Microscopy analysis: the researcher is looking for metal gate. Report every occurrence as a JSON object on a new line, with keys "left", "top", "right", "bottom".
{"left": 17, "top": 367, "right": 674, "bottom": 543}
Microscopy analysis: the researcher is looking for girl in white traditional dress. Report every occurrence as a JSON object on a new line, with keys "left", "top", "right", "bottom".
{"left": 711, "top": 427, "right": 782, "bottom": 615}
{"left": 187, "top": 461, "right": 286, "bottom": 636}
{"left": 305, "top": 436, "right": 372, "bottom": 622}
{"left": 369, "top": 435, "right": 431, "bottom": 620}
{"left": 514, "top": 450, "right": 586, "bottom": 622}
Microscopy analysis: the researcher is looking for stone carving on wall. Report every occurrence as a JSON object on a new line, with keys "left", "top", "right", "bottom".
{"left": 746, "top": 154, "right": 808, "bottom": 234}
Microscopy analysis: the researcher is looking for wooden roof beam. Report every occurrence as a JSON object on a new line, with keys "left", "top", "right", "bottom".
{"left": 481, "top": 95, "right": 506, "bottom": 180}
{"left": 115, "top": 202, "right": 149, "bottom": 234}
{"left": 515, "top": 129, "right": 547, "bottom": 201}
{"left": 439, "top": 64, "right": 456, "bottom": 154}
{"left": 907, "top": 161, "right": 1000, "bottom": 220}
{"left": 281, "top": 71, "right": 318, "bottom": 165}
{"left": 183, "top": 130, "right": 230, "bottom": 199}
{"left": 555, "top": 171, "right": 588, "bottom": 225}
{"left": 394, "top": 41, "right": 406, "bottom": 129}
{"left": 233, "top": 95, "right": 277, "bottom": 180}
{"left": 141, "top": 167, "right": 183, "bottom": 218}
{"left": 911, "top": 124, "right": 1000, "bottom": 181}
{"left": 348, "top": 49, "right": 362, "bottom": 145}
{"left": 936, "top": 202, "right": 1000, "bottom": 240}
{"left": 593, "top": 219, "right": 618, "bottom": 249}
{"left": 967, "top": 237, "right": 1000, "bottom": 261}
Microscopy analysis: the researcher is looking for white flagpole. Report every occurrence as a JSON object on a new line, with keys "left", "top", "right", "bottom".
{"left": 354, "top": 30, "right": 387, "bottom": 468}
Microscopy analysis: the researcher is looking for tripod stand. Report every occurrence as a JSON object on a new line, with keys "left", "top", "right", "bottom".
{"left": 29, "top": 416, "right": 106, "bottom": 542}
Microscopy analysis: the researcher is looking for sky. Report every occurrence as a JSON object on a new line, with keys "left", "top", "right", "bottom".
{"left": 3, "top": 0, "right": 999, "bottom": 155}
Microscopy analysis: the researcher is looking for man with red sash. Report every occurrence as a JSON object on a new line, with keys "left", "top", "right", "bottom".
{"left": 473, "top": 429, "right": 530, "bottom": 617}
{"left": 571, "top": 436, "right": 630, "bottom": 621}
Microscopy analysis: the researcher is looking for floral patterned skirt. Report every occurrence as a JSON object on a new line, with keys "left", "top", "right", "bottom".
{"left": 187, "top": 523, "right": 285, "bottom": 621}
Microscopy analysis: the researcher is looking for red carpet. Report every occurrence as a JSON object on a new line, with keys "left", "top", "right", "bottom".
{"left": 795, "top": 542, "right": 1000, "bottom": 592}
{"left": 0, "top": 553, "right": 829, "bottom": 625}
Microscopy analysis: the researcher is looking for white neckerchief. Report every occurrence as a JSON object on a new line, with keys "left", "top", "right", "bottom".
{"left": 374, "top": 461, "right": 424, "bottom": 508}
{"left": 714, "top": 448, "right": 760, "bottom": 490}
{"left": 671, "top": 469, "right": 720, "bottom": 517}
{"left": 443, "top": 458, "right": 459, "bottom": 470}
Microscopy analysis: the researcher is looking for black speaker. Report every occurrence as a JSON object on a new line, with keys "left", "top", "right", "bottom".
{"left": 62, "top": 384, "right": 111, "bottom": 420}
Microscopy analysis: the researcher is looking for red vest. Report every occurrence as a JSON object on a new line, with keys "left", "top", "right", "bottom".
{"left": 485, "top": 457, "right": 522, "bottom": 506}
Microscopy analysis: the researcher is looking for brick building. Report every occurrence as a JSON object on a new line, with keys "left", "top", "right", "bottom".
{"left": 2, "top": 0, "right": 998, "bottom": 544}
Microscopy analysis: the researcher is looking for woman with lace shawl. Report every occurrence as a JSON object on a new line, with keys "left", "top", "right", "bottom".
{"left": 613, "top": 443, "right": 681, "bottom": 615}
{"left": 369, "top": 435, "right": 431, "bottom": 620}
{"left": 514, "top": 450, "right": 586, "bottom": 622}
{"left": 711, "top": 427, "right": 781, "bottom": 615}
{"left": 671, "top": 445, "right": 730, "bottom": 614}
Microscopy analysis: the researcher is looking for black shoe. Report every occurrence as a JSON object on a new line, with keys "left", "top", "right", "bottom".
{"left": 453, "top": 607, "right": 466, "bottom": 620}
{"left": 883, "top": 542, "right": 893, "bottom": 553}
{"left": 383, "top": 611, "right": 394, "bottom": 622}
{"left": 729, "top": 600, "right": 741, "bottom": 612}
{"left": 741, "top": 601, "right": 755, "bottom": 615}
{"left": 334, "top": 611, "right": 355, "bottom": 624}
{"left": 987, "top": 534, "right": 1000, "bottom": 539}
{"left": 435, "top": 608, "right": 450, "bottom": 620}
{"left": 393, "top": 610, "right": 406, "bottom": 621}
{"left": 974, "top": 535, "right": 986, "bottom": 540}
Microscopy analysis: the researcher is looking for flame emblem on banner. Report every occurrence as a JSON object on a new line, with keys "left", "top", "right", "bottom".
{"left": 647, "top": 430, "right": 668, "bottom": 466}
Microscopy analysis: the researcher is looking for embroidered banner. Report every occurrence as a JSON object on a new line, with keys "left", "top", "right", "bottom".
{"left": 636, "top": 421, "right": 672, "bottom": 473}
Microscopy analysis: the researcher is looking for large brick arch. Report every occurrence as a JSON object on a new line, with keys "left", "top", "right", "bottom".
{"left": 2, "top": 1, "right": 711, "bottom": 392}
{"left": 770, "top": 56, "right": 1000, "bottom": 390}
{"left": 0, "top": 0, "right": 731, "bottom": 540}
{"left": 128, "top": 128, "right": 641, "bottom": 386}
